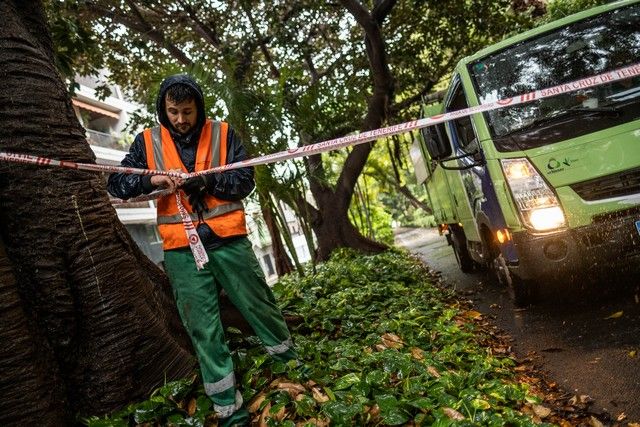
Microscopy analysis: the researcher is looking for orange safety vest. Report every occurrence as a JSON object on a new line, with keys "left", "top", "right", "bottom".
{"left": 143, "top": 120, "right": 247, "bottom": 250}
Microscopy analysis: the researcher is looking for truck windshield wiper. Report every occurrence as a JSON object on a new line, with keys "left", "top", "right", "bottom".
{"left": 502, "top": 106, "right": 622, "bottom": 138}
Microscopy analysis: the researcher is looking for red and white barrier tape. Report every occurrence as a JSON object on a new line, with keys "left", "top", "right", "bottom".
{"left": 0, "top": 152, "right": 189, "bottom": 179}
{"left": 197, "top": 62, "right": 640, "bottom": 175}
{"left": 175, "top": 192, "right": 209, "bottom": 270}
{"left": 2, "top": 61, "right": 638, "bottom": 183}
{"left": 1, "top": 62, "right": 638, "bottom": 265}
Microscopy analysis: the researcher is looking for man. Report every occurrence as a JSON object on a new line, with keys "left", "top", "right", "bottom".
{"left": 107, "top": 75, "right": 297, "bottom": 426}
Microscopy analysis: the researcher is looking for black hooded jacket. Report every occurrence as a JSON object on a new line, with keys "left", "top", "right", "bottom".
{"left": 107, "top": 74, "right": 255, "bottom": 249}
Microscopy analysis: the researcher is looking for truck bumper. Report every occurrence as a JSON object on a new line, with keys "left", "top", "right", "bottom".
{"left": 508, "top": 208, "right": 640, "bottom": 284}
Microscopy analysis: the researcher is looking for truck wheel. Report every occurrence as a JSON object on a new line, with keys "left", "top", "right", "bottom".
{"left": 491, "top": 253, "right": 536, "bottom": 307}
{"left": 450, "top": 226, "right": 474, "bottom": 273}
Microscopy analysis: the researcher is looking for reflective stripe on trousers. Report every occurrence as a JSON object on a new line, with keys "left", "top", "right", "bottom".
{"left": 205, "top": 371, "right": 235, "bottom": 396}
{"left": 214, "top": 390, "right": 243, "bottom": 419}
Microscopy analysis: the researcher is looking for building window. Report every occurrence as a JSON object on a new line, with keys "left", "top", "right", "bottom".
{"left": 262, "top": 254, "right": 275, "bottom": 276}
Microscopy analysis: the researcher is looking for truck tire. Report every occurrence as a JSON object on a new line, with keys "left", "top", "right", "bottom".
{"left": 450, "top": 226, "right": 475, "bottom": 273}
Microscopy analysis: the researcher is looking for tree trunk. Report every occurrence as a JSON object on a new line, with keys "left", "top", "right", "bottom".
{"left": 312, "top": 190, "right": 387, "bottom": 261}
{"left": 0, "top": 1, "right": 195, "bottom": 424}
{"left": 258, "top": 191, "right": 294, "bottom": 276}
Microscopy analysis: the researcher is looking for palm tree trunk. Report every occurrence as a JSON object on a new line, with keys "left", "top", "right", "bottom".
{"left": 0, "top": 1, "right": 194, "bottom": 424}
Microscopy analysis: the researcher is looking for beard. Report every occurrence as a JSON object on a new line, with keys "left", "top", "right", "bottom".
{"left": 175, "top": 123, "right": 193, "bottom": 134}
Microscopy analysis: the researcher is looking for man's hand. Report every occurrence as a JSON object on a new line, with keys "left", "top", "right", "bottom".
{"left": 150, "top": 169, "right": 184, "bottom": 192}
{"left": 181, "top": 175, "right": 212, "bottom": 214}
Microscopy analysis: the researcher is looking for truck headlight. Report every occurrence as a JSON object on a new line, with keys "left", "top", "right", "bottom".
{"left": 501, "top": 158, "right": 566, "bottom": 231}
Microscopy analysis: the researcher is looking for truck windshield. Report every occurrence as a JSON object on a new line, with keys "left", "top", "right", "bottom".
{"left": 469, "top": 4, "right": 640, "bottom": 152}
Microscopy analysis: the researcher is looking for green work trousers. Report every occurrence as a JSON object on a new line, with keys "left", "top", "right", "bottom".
{"left": 164, "top": 237, "right": 296, "bottom": 424}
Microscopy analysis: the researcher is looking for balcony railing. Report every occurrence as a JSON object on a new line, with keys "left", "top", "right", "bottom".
{"left": 86, "top": 129, "right": 124, "bottom": 150}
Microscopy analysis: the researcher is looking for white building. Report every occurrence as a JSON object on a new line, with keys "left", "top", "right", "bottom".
{"left": 73, "top": 74, "right": 311, "bottom": 281}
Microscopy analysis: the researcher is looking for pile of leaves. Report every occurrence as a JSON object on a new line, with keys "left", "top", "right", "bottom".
{"left": 83, "top": 249, "right": 563, "bottom": 426}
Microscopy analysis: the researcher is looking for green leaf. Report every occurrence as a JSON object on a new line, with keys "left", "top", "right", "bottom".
{"left": 408, "top": 397, "right": 435, "bottom": 411}
{"left": 382, "top": 407, "right": 410, "bottom": 426}
{"left": 322, "top": 401, "right": 362, "bottom": 424}
{"left": 83, "top": 417, "right": 129, "bottom": 427}
{"left": 323, "top": 386, "right": 336, "bottom": 401}
{"left": 271, "top": 361, "right": 287, "bottom": 374}
{"left": 154, "top": 377, "right": 194, "bottom": 400}
{"left": 334, "top": 372, "right": 361, "bottom": 390}
{"left": 365, "top": 370, "right": 387, "bottom": 386}
{"left": 270, "top": 402, "right": 287, "bottom": 415}
{"left": 375, "top": 394, "right": 399, "bottom": 413}
{"left": 167, "top": 413, "right": 187, "bottom": 424}
{"left": 132, "top": 401, "right": 161, "bottom": 423}
{"left": 471, "top": 398, "right": 491, "bottom": 410}
{"left": 294, "top": 395, "right": 317, "bottom": 417}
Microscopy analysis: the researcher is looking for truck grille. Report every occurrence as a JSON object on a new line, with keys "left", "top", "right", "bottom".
{"left": 570, "top": 167, "right": 640, "bottom": 201}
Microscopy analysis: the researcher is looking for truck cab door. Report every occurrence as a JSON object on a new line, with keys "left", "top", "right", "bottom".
{"left": 443, "top": 76, "right": 484, "bottom": 242}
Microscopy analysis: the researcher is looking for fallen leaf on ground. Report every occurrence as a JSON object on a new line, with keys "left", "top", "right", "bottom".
{"left": 616, "top": 412, "right": 627, "bottom": 421}
{"left": 374, "top": 344, "right": 387, "bottom": 352}
{"left": 259, "top": 402, "right": 272, "bottom": 427}
{"left": 532, "top": 404, "right": 551, "bottom": 418}
{"left": 464, "top": 310, "right": 483, "bottom": 319}
{"left": 589, "top": 416, "right": 604, "bottom": 427}
{"left": 295, "top": 418, "right": 329, "bottom": 426}
{"left": 259, "top": 402, "right": 286, "bottom": 425}
{"left": 187, "top": 398, "right": 196, "bottom": 417}
{"left": 629, "top": 350, "right": 637, "bottom": 358}
{"left": 604, "top": 310, "right": 623, "bottom": 319}
{"left": 443, "top": 407, "right": 465, "bottom": 420}
{"left": 277, "top": 382, "right": 306, "bottom": 397}
{"left": 270, "top": 378, "right": 285, "bottom": 387}
{"left": 368, "top": 404, "right": 380, "bottom": 418}
{"left": 568, "top": 394, "right": 593, "bottom": 405}
{"left": 381, "top": 333, "right": 404, "bottom": 349}
{"left": 311, "top": 386, "right": 329, "bottom": 403}
{"left": 427, "top": 366, "right": 441, "bottom": 378}
{"left": 248, "top": 392, "right": 267, "bottom": 413}
{"left": 410, "top": 347, "right": 425, "bottom": 360}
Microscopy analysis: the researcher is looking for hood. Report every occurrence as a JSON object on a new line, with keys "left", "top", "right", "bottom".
{"left": 156, "top": 74, "right": 206, "bottom": 145}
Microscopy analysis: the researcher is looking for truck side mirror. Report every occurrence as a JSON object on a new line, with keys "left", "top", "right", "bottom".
{"left": 421, "top": 123, "right": 452, "bottom": 161}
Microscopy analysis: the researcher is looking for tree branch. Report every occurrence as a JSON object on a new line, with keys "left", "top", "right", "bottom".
{"left": 83, "top": 1, "right": 192, "bottom": 66}
{"left": 336, "top": 0, "right": 396, "bottom": 211}
{"left": 339, "top": 0, "right": 375, "bottom": 31}
{"left": 177, "top": 0, "right": 222, "bottom": 48}
{"left": 372, "top": 0, "right": 398, "bottom": 24}
{"left": 239, "top": 1, "right": 280, "bottom": 79}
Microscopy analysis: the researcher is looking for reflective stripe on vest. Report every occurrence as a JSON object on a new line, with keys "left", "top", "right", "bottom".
{"left": 157, "top": 200, "right": 243, "bottom": 225}
{"left": 149, "top": 122, "right": 221, "bottom": 172}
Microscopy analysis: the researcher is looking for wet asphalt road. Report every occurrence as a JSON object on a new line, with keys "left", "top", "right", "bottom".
{"left": 395, "top": 227, "right": 640, "bottom": 424}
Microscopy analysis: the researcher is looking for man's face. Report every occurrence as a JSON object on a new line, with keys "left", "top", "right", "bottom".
{"left": 165, "top": 96, "right": 197, "bottom": 134}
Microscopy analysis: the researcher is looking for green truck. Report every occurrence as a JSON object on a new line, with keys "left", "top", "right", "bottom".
{"left": 416, "top": 0, "right": 640, "bottom": 305}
